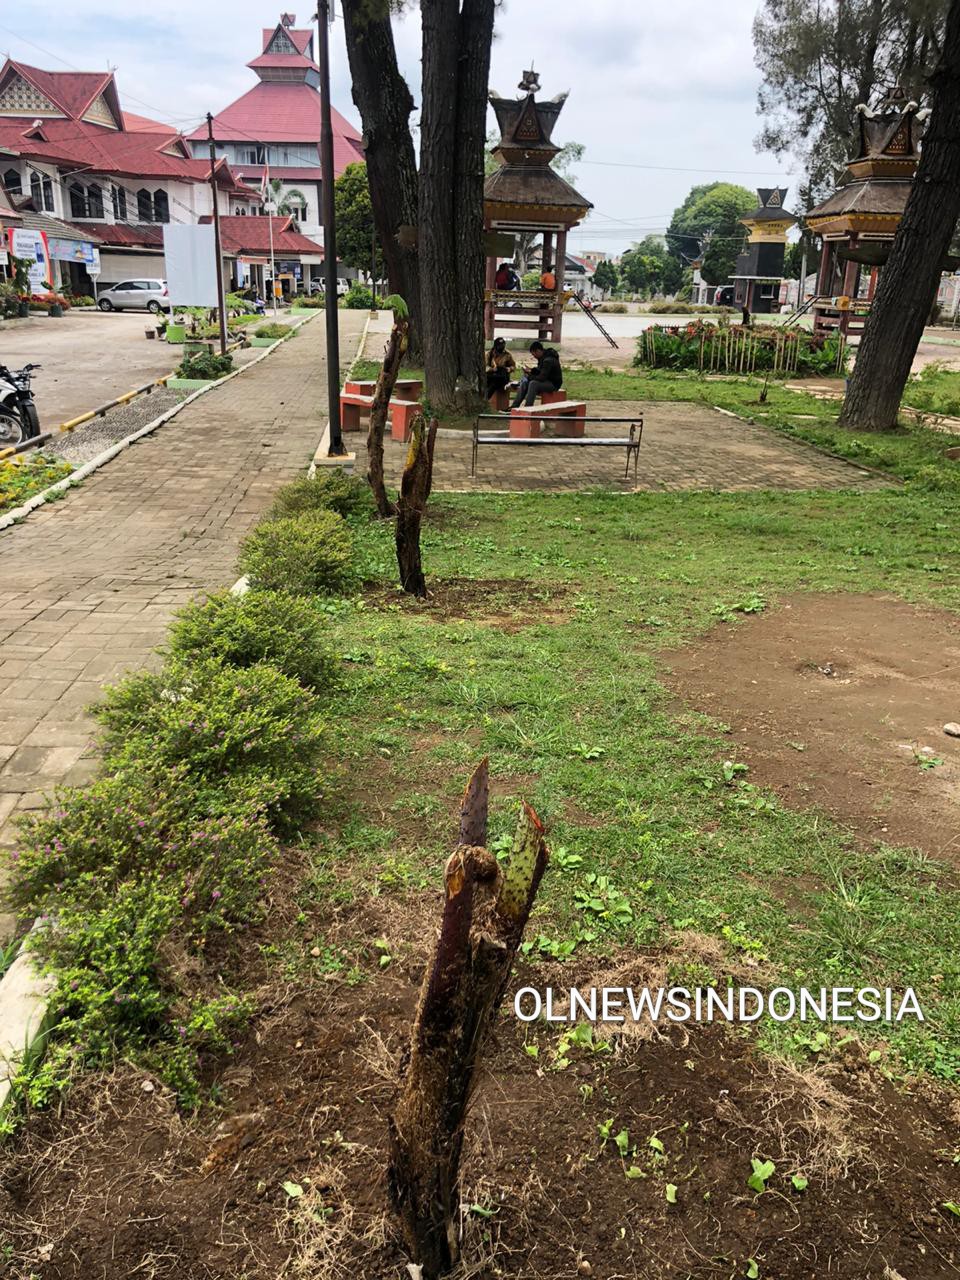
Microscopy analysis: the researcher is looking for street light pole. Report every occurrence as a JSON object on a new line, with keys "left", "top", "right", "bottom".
{"left": 316, "top": 1, "right": 345, "bottom": 455}
{"left": 206, "top": 113, "right": 228, "bottom": 356}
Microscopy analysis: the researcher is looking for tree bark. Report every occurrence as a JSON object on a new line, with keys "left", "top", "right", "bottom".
{"left": 395, "top": 415, "right": 437, "bottom": 598}
{"left": 419, "top": 0, "right": 495, "bottom": 412}
{"left": 366, "top": 320, "right": 405, "bottom": 518}
{"left": 341, "top": 0, "right": 423, "bottom": 362}
{"left": 388, "top": 760, "right": 549, "bottom": 1277}
{"left": 839, "top": 0, "right": 960, "bottom": 431}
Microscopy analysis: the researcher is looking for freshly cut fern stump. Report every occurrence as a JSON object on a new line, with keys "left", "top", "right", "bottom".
{"left": 388, "top": 759, "right": 549, "bottom": 1278}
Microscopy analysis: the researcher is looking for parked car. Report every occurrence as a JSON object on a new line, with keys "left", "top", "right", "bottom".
{"left": 305, "top": 278, "right": 350, "bottom": 297}
{"left": 97, "top": 279, "right": 170, "bottom": 313}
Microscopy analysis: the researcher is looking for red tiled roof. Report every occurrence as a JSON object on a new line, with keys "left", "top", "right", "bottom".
{"left": 199, "top": 213, "right": 323, "bottom": 257}
{"left": 8, "top": 61, "right": 115, "bottom": 121}
{"left": 248, "top": 51, "right": 318, "bottom": 72}
{"left": 189, "top": 83, "right": 363, "bottom": 175}
{"left": 235, "top": 165, "right": 321, "bottom": 183}
{"left": 123, "top": 111, "right": 177, "bottom": 136}
{"left": 65, "top": 221, "right": 163, "bottom": 248}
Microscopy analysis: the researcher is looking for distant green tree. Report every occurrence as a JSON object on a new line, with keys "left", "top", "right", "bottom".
{"left": 666, "top": 182, "right": 756, "bottom": 286}
{"left": 333, "top": 162, "right": 383, "bottom": 280}
{"left": 592, "top": 258, "right": 618, "bottom": 297}
{"left": 619, "top": 235, "right": 683, "bottom": 297}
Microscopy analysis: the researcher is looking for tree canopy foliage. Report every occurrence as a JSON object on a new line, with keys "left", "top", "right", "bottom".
{"left": 334, "top": 162, "right": 382, "bottom": 277}
{"left": 754, "top": 0, "right": 949, "bottom": 202}
{"left": 665, "top": 183, "right": 756, "bottom": 286}
{"left": 619, "top": 235, "right": 684, "bottom": 297}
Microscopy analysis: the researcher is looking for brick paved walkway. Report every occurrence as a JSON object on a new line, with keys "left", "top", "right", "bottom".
{"left": 380, "top": 399, "right": 893, "bottom": 493}
{"left": 0, "top": 314, "right": 366, "bottom": 929}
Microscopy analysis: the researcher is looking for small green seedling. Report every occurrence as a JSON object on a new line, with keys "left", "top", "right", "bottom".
{"left": 722, "top": 759, "right": 748, "bottom": 784}
{"left": 649, "top": 1135, "right": 665, "bottom": 1155}
{"left": 625, "top": 1165, "right": 646, "bottom": 1180}
{"left": 746, "top": 1261, "right": 760, "bottom": 1279}
{"left": 943, "top": 1200, "right": 960, "bottom": 1217}
{"left": 614, "top": 1129, "right": 630, "bottom": 1157}
{"left": 747, "top": 1157, "right": 775, "bottom": 1194}
{"left": 665, "top": 1183, "right": 678, "bottom": 1204}
{"left": 791, "top": 1174, "right": 808, "bottom": 1192}
{"left": 282, "top": 1181, "right": 304, "bottom": 1198}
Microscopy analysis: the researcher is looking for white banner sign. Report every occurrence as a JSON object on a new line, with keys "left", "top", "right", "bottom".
{"left": 163, "top": 223, "right": 219, "bottom": 307}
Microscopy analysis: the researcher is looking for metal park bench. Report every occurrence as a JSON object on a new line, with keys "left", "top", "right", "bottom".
{"left": 471, "top": 414, "right": 644, "bottom": 482}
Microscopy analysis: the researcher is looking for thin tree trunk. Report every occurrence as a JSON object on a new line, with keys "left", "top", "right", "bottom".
{"left": 453, "top": 0, "right": 496, "bottom": 402}
{"left": 341, "top": 0, "right": 423, "bottom": 362}
{"left": 419, "top": 0, "right": 462, "bottom": 410}
{"left": 395, "top": 415, "right": 437, "bottom": 598}
{"left": 388, "top": 760, "right": 549, "bottom": 1277}
{"left": 839, "top": 0, "right": 960, "bottom": 431}
{"left": 366, "top": 321, "right": 405, "bottom": 518}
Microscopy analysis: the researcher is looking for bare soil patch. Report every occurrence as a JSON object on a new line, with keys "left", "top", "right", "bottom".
{"left": 365, "top": 577, "right": 569, "bottom": 629}
{"left": 664, "top": 593, "right": 960, "bottom": 862}
{"left": 2, "top": 912, "right": 959, "bottom": 1279}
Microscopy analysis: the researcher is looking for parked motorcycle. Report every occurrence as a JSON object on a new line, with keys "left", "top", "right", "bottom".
{"left": 0, "top": 363, "right": 41, "bottom": 447}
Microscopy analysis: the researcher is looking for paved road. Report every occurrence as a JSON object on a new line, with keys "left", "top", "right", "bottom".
{"left": 0, "top": 311, "right": 366, "bottom": 934}
{"left": 0, "top": 311, "right": 177, "bottom": 426}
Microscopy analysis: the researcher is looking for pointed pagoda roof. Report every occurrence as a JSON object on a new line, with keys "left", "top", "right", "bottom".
{"left": 484, "top": 69, "right": 591, "bottom": 228}
{"left": 249, "top": 16, "right": 318, "bottom": 79}
{"left": 806, "top": 86, "right": 926, "bottom": 234}
{"left": 741, "top": 187, "right": 796, "bottom": 225}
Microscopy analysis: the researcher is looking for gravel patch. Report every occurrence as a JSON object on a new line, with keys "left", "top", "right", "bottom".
{"left": 47, "top": 388, "right": 187, "bottom": 465}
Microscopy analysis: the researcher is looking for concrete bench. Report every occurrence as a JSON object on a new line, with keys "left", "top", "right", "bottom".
{"left": 344, "top": 377, "right": 424, "bottom": 400}
{"left": 340, "top": 391, "right": 421, "bottom": 442}
{"left": 509, "top": 400, "right": 587, "bottom": 438}
{"left": 472, "top": 415, "right": 643, "bottom": 482}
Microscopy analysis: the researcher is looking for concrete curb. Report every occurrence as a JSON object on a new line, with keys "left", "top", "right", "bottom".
{"left": 0, "top": 316, "right": 315, "bottom": 534}
{"left": 307, "top": 311, "right": 370, "bottom": 478}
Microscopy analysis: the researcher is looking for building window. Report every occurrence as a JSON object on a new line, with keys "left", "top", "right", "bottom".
{"left": 87, "top": 184, "right": 104, "bottom": 219}
{"left": 2, "top": 168, "right": 21, "bottom": 194}
{"left": 242, "top": 145, "right": 266, "bottom": 165}
{"left": 137, "top": 188, "right": 153, "bottom": 222}
{"left": 30, "top": 171, "right": 54, "bottom": 212}
{"left": 69, "top": 182, "right": 87, "bottom": 219}
{"left": 112, "top": 185, "right": 127, "bottom": 220}
{"left": 153, "top": 189, "right": 169, "bottom": 223}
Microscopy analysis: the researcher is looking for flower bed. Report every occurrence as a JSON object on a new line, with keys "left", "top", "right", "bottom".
{"left": 634, "top": 319, "right": 847, "bottom": 377}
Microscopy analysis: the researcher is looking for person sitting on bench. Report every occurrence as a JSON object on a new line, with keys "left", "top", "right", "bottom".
{"left": 512, "top": 341, "right": 563, "bottom": 408}
{"left": 486, "top": 337, "right": 516, "bottom": 399}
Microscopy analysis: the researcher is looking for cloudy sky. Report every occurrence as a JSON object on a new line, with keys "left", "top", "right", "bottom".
{"left": 0, "top": 0, "right": 793, "bottom": 255}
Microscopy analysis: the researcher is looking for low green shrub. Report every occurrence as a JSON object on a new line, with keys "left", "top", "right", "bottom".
{"left": 13, "top": 768, "right": 277, "bottom": 1105}
{"left": 645, "top": 300, "right": 735, "bottom": 315}
{"left": 293, "top": 294, "right": 325, "bottom": 308}
{"left": 597, "top": 301, "right": 627, "bottom": 313}
{"left": 238, "top": 508, "right": 355, "bottom": 596}
{"left": 167, "top": 589, "right": 339, "bottom": 691}
{"left": 267, "top": 471, "right": 373, "bottom": 521}
{"left": 254, "top": 321, "right": 293, "bottom": 340}
{"left": 176, "top": 351, "right": 233, "bottom": 380}
{"left": 95, "top": 657, "right": 326, "bottom": 828}
{"left": 343, "top": 283, "right": 373, "bottom": 310}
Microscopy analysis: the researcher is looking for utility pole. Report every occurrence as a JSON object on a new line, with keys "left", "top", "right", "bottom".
{"left": 371, "top": 223, "right": 378, "bottom": 316}
{"left": 206, "top": 113, "right": 228, "bottom": 355}
{"left": 316, "top": 1, "right": 345, "bottom": 455}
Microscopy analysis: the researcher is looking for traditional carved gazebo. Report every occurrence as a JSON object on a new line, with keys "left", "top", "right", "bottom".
{"left": 805, "top": 86, "right": 927, "bottom": 336}
{"left": 730, "top": 188, "right": 797, "bottom": 314}
{"left": 483, "top": 69, "right": 592, "bottom": 344}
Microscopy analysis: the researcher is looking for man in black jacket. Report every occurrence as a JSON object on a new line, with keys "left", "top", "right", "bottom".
{"left": 511, "top": 341, "right": 563, "bottom": 408}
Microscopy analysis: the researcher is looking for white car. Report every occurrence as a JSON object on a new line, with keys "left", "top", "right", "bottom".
{"left": 97, "top": 279, "right": 170, "bottom": 313}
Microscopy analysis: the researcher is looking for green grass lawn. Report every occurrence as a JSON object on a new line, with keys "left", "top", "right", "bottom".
{"left": 305, "top": 358, "right": 960, "bottom": 1081}
{"left": 311, "top": 472, "right": 960, "bottom": 1082}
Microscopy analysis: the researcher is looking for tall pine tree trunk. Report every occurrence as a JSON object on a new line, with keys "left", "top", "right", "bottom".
{"left": 419, "top": 0, "right": 495, "bottom": 412}
{"left": 839, "top": 0, "right": 960, "bottom": 431}
{"left": 341, "top": 0, "right": 423, "bottom": 362}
